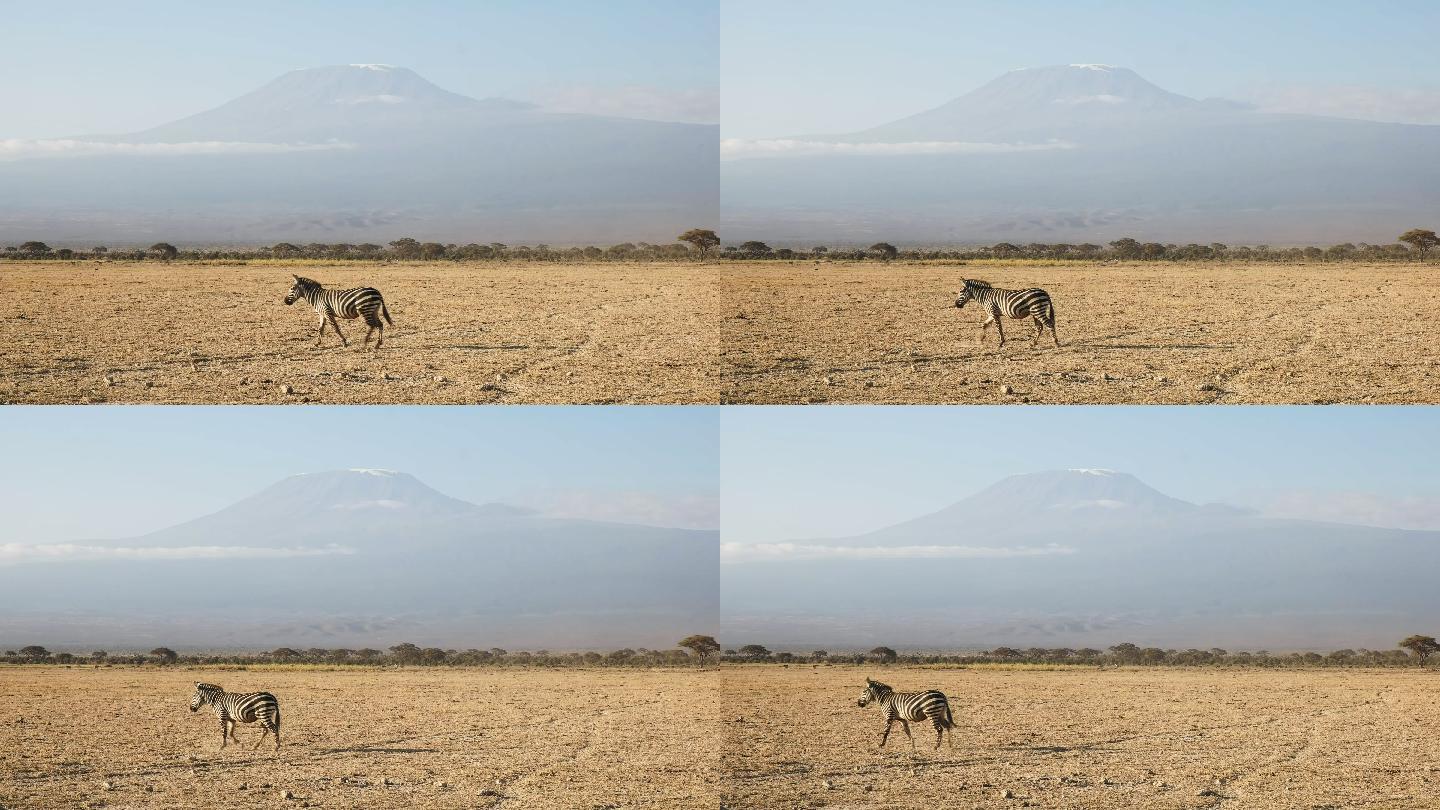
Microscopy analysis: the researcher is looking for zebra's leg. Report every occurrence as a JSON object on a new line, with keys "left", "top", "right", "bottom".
{"left": 934, "top": 719, "right": 944, "bottom": 750}
{"left": 219, "top": 719, "right": 230, "bottom": 749}
{"left": 273, "top": 721, "right": 281, "bottom": 750}
{"left": 363, "top": 325, "right": 374, "bottom": 349}
{"left": 329, "top": 316, "right": 348, "bottom": 347}
{"left": 316, "top": 318, "right": 327, "bottom": 347}
{"left": 1032, "top": 315, "right": 1045, "bottom": 343}
{"left": 979, "top": 316, "right": 993, "bottom": 344}
{"left": 1050, "top": 314, "right": 1060, "bottom": 347}
{"left": 229, "top": 720, "right": 242, "bottom": 744}
{"left": 253, "top": 725, "right": 269, "bottom": 750}
{"left": 993, "top": 315, "right": 1006, "bottom": 348}
{"left": 878, "top": 719, "right": 893, "bottom": 748}
{"left": 900, "top": 720, "right": 915, "bottom": 752}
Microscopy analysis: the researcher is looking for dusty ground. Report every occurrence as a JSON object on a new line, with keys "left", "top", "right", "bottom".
{"left": 721, "top": 665, "right": 1440, "bottom": 809}
{"left": 720, "top": 261, "right": 1440, "bottom": 404}
{"left": 0, "top": 261, "right": 720, "bottom": 404}
{"left": 0, "top": 665, "right": 719, "bottom": 809}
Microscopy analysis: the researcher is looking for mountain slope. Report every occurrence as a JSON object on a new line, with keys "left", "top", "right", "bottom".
{"left": 722, "top": 64, "right": 1440, "bottom": 244}
{"left": 0, "top": 65, "right": 717, "bottom": 244}
{"left": 0, "top": 470, "right": 717, "bottom": 649}
{"left": 721, "top": 470, "right": 1440, "bottom": 649}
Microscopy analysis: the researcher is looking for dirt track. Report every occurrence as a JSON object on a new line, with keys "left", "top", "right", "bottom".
{"left": 721, "top": 665, "right": 1440, "bottom": 809}
{"left": 719, "top": 261, "right": 1440, "bottom": 404}
{"left": 0, "top": 666, "right": 720, "bottom": 809}
{"left": 0, "top": 261, "right": 720, "bottom": 404}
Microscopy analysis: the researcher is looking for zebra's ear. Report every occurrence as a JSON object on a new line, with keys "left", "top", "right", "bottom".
{"left": 292, "top": 274, "right": 300, "bottom": 282}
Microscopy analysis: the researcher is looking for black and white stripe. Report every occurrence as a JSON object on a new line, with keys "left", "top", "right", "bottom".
{"left": 190, "top": 682, "right": 281, "bottom": 750}
{"left": 284, "top": 275, "right": 393, "bottom": 350}
{"left": 954, "top": 278, "right": 1059, "bottom": 348}
{"left": 857, "top": 677, "right": 955, "bottom": 751}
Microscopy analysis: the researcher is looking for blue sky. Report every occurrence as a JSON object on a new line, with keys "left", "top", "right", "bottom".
{"left": 1, "top": 0, "right": 719, "bottom": 138}
{"left": 721, "top": 406, "right": 1440, "bottom": 543}
{"left": 722, "top": 0, "right": 1440, "bottom": 137}
{"left": 0, "top": 406, "right": 718, "bottom": 542}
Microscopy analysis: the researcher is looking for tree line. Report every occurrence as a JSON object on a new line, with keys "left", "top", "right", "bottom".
{"left": 723, "top": 635, "right": 1440, "bottom": 668}
{"left": 3, "top": 229, "right": 1436, "bottom": 264}
{"left": 1, "top": 635, "right": 722, "bottom": 668}
{"left": 720, "top": 229, "right": 1439, "bottom": 263}
{"left": 0, "top": 230, "right": 722, "bottom": 264}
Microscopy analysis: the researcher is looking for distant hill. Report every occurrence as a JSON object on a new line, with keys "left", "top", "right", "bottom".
{"left": 0, "top": 469, "right": 716, "bottom": 649}
{"left": 721, "top": 64, "right": 1440, "bottom": 244}
{"left": 722, "top": 469, "right": 1440, "bottom": 649}
{"left": 0, "top": 65, "right": 717, "bottom": 245}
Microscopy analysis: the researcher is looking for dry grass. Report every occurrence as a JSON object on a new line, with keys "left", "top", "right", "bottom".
{"left": 720, "top": 664, "right": 1440, "bottom": 809}
{"left": 0, "top": 261, "right": 720, "bottom": 404}
{"left": 0, "top": 665, "right": 719, "bottom": 809}
{"left": 719, "top": 260, "right": 1440, "bottom": 404}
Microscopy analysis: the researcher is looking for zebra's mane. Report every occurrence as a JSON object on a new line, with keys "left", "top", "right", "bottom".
{"left": 195, "top": 682, "right": 223, "bottom": 694}
{"left": 963, "top": 278, "right": 993, "bottom": 289}
{"left": 293, "top": 276, "right": 321, "bottom": 289}
{"left": 866, "top": 678, "right": 893, "bottom": 696}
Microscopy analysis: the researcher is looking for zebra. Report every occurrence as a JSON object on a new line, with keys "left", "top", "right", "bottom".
{"left": 857, "top": 677, "right": 956, "bottom": 751}
{"left": 954, "top": 278, "right": 1059, "bottom": 348}
{"left": 283, "top": 275, "right": 393, "bottom": 350}
{"left": 189, "top": 682, "right": 281, "bottom": 751}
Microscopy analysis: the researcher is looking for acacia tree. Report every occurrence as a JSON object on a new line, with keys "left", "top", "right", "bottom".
{"left": 677, "top": 228, "right": 720, "bottom": 259}
{"left": 738, "top": 241, "right": 772, "bottom": 259}
{"left": 1399, "top": 229, "right": 1439, "bottom": 260}
{"left": 868, "top": 242, "right": 899, "bottom": 262}
{"left": 1400, "top": 635, "right": 1440, "bottom": 664}
{"left": 149, "top": 243, "right": 178, "bottom": 261}
{"left": 150, "top": 647, "right": 178, "bottom": 665}
{"left": 677, "top": 634, "right": 721, "bottom": 663}
{"left": 868, "top": 646, "right": 898, "bottom": 663}
{"left": 737, "top": 644, "right": 771, "bottom": 660}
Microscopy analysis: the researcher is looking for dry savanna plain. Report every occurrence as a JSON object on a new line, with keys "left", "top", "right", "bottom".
{"left": 720, "top": 261, "right": 1440, "bottom": 404}
{"left": 0, "top": 666, "right": 720, "bottom": 809}
{"left": 0, "top": 261, "right": 720, "bottom": 404}
{"left": 721, "top": 665, "right": 1440, "bottom": 810}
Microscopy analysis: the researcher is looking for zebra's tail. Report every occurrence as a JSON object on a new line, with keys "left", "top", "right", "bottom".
{"left": 943, "top": 700, "right": 956, "bottom": 729}
{"left": 381, "top": 301, "right": 394, "bottom": 326}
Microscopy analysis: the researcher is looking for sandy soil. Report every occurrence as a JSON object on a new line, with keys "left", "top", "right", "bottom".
{"left": 719, "top": 261, "right": 1440, "bottom": 404}
{"left": 720, "top": 664, "right": 1440, "bottom": 809}
{"left": 0, "top": 261, "right": 720, "bottom": 404}
{"left": 0, "top": 666, "right": 720, "bottom": 809}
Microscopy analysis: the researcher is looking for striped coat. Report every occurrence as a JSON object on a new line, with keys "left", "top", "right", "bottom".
{"left": 954, "top": 278, "right": 1059, "bottom": 348}
{"left": 284, "top": 275, "right": 393, "bottom": 350}
{"left": 190, "top": 682, "right": 281, "bottom": 750}
{"left": 857, "top": 677, "right": 955, "bottom": 751}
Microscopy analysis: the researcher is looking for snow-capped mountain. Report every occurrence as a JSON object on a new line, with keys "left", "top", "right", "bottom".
{"left": 722, "top": 64, "right": 1440, "bottom": 244}
{"left": 0, "top": 470, "right": 716, "bottom": 649}
{"left": 0, "top": 65, "right": 718, "bottom": 244}
{"left": 721, "top": 469, "right": 1440, "bottom": 649}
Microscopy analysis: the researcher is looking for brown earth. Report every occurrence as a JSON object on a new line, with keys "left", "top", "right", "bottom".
{"left": 0, "top": 261, "right": 720, "bottom": 404}
{"left": 0, "top": 665, "right": 720, "bottom": 809}
{"left": 720, "top": 664, "right": 1440, "bottom": 809}
{"left": 719, "top": 261, "right": 1440, "bottom": 404}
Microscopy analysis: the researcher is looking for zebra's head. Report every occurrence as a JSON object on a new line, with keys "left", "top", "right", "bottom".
{"left": 190, "top": 682, "right": 221, "bottom": 712}
{"left": 954, "top": 279, "right": 988, "bottom": 309}
{"left": 284, "top": 275, "right": 316, "bottom": 305}
{"left": 858, "top": 677, "right": 891, "bottom": 707}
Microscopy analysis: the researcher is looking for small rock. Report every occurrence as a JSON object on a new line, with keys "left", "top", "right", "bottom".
{"left": 102, "top": 781, "right": 116, "bottom": 790}
{"left": 279, "top": 384, "right": 294, "bottom": 395}
{"left": 143, "top": 381, "right": 154, "bottom": 389}
{"left": 1198, "top": 382, "right": 1222, "bottom": 392}
{"left": 1000, "top": 788, "right": 1015, "bottom": 799}
{"left": 495, "top": 373, "right": 506, "bottom": 382}
{"left": 479, "top": 789, "right": 502, "bottom": 797}
{"left": 823, "top": 375, "right": 836, "bottom": 385}
{"left": 1158, "top": 375, "right": 1170, "bottom": 383}
{"left": 1198, "top": 788, "right": 1221, "bottom": 796}
{"left": 821, "top": 780, "right": 835, "bottom": 790}
{"left": 382, "top": 778, "right": 395, "bottom": 786}
{"left": 281, "top": 789, "right": 294, "bottom": 800}
{"left": 434, "top": 375, "right": 449, "bottom": 383}
{"left": 438, "top": 781, "right": 450, "bottom": 789}
{"left": 238, "top": 783, "right": 248, "bottom": 790}
{"left": 999, "top": 384, "right": 1014, "bottom": 395}
{"left": 1103, "top": 373, "right": 1116, "bottom": 381}
{"left": 104, "top": 375, "right": 117, "bottom": 386}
